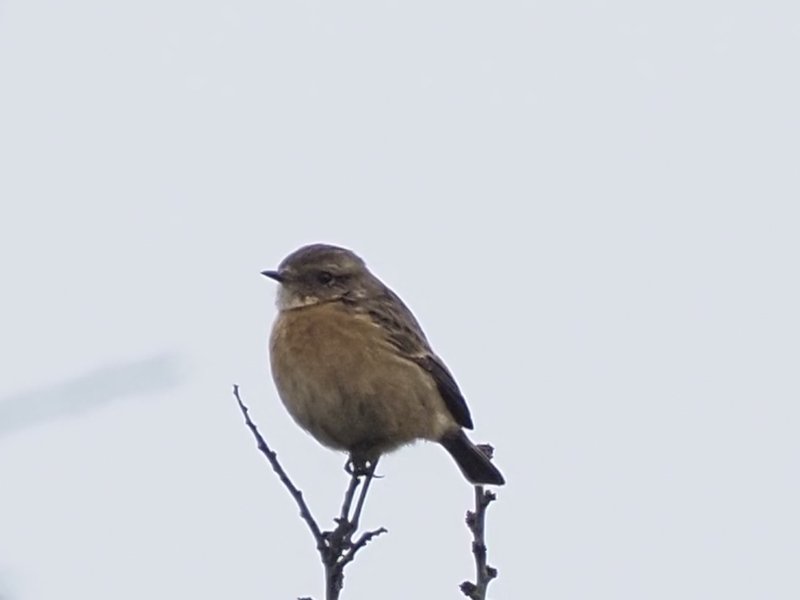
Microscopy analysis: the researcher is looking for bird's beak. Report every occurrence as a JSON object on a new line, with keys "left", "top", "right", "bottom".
{"left": 261, "top": 270, "right": 284, "bottom": 283}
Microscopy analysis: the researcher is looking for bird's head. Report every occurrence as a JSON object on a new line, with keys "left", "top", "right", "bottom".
{"left": 262, "top": 243, "right": 375, "bottom": 310}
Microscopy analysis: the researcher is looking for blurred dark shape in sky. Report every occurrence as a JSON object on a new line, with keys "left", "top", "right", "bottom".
{"left": 0, "top": 354, "right": 183, "bottom": 439}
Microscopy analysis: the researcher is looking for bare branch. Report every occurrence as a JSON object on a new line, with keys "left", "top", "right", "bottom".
{"left": 233, "top": 384, "right": 325, "bottom": 549}
{"left": 339, "top": 526, "right": 389, "bottom": 569}
{"left": 338, "top": 472, "right": 361, "bottom": 526}
{"left": 233, "top": 385, "right": 386, "bottom": 600}
{"left": 460, "top": 446, "right": 500, "bottom": 600}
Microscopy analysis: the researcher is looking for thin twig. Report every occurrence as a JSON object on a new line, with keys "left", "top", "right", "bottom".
{"left": 339, "top": 526, "right": 388, "bottom": 569}
{"left": 323, "top": 462, "right": 387, "bottom": 599}
{"left": 233, "top": 385, "right": 387, "bottom": 600}
{"left": 460, "top": 447, "right": 500, "bottom": 599}
{"left": 338, "top": 472, "right": 361, "bottom": 525}
{"left": 232, "top": 384, "right": 324, "bottom": 549}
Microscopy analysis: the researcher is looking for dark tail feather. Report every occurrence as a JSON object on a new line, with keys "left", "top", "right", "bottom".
{"left": 440, "top": 430, "right": 505, "bottom": 486}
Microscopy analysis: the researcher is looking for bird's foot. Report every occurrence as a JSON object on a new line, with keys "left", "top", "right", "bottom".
{"left": 344, "top": 455, "right": 380, "bottom": 479}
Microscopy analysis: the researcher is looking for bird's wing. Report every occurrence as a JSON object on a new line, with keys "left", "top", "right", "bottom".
{"left": 409, "top": 353, "right": 474, "bottom": 430}
{"left": 353, "top": 287, "right": 475, "bottom": 430}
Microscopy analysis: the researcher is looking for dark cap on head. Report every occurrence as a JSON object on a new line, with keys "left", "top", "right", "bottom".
{"left": 262, "top": 244, "right": 365, "bottom": 282}
{"left": 281, "top": 244, "right": 363, "bottom": 272}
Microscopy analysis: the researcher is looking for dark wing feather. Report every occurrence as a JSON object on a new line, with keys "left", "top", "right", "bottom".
{"left": 350, "top": 285, "right": 474, "bottom": 430}
{"left": 410, "top": 354, "right": 473, "bottom": 429}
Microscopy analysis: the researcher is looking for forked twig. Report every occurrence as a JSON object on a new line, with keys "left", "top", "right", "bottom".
{"left": 232, "top": 385, "right": 387, "bottom": 600}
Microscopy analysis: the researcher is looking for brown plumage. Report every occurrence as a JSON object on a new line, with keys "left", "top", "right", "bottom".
{"left": 263, "top": 243, "right": 505, "bottom": 485}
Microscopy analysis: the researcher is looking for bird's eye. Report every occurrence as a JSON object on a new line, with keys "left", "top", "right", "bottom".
{"left": 317, "top": 271, "right": 334, "bottom": 285}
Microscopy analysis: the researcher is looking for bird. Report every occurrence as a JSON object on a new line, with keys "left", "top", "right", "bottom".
{"left": 262, "top": 243, "right": 505, "bottom": 485}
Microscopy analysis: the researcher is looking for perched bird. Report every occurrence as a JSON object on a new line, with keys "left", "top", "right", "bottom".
{"left": 262, "top": 243, "right": 505, "bottom": 485}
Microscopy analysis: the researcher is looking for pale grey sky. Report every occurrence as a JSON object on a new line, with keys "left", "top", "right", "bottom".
{"left": 1, "top": 1, "right": 798, "bottom": 599}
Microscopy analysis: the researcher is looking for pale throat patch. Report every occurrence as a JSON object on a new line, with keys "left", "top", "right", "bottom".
{"left": 276, "top": 286, "right": 322, "bottom": 311}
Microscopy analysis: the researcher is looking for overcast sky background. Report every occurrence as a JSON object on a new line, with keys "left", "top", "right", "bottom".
{"left": 1, "top": 1, "right": 798, "bottom": 599}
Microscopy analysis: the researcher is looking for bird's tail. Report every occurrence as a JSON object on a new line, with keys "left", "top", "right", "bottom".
{"left": 440, "top": 430, "right": 505, "bottom": 486}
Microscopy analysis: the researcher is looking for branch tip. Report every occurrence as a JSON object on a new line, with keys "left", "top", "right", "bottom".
{"left": 232, "top": 386, "right": 387, "bottom": 600}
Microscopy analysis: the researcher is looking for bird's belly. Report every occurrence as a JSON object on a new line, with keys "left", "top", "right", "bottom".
{"left": 269, "top": 303, "right": 453, "bottom": 456}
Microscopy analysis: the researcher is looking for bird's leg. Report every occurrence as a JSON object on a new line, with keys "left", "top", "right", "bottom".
{"left": 334, "top": 454, "right": 379, "bottom": 546}
{"left": 350, "top": 457, "right": 378, "bottom": 531}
